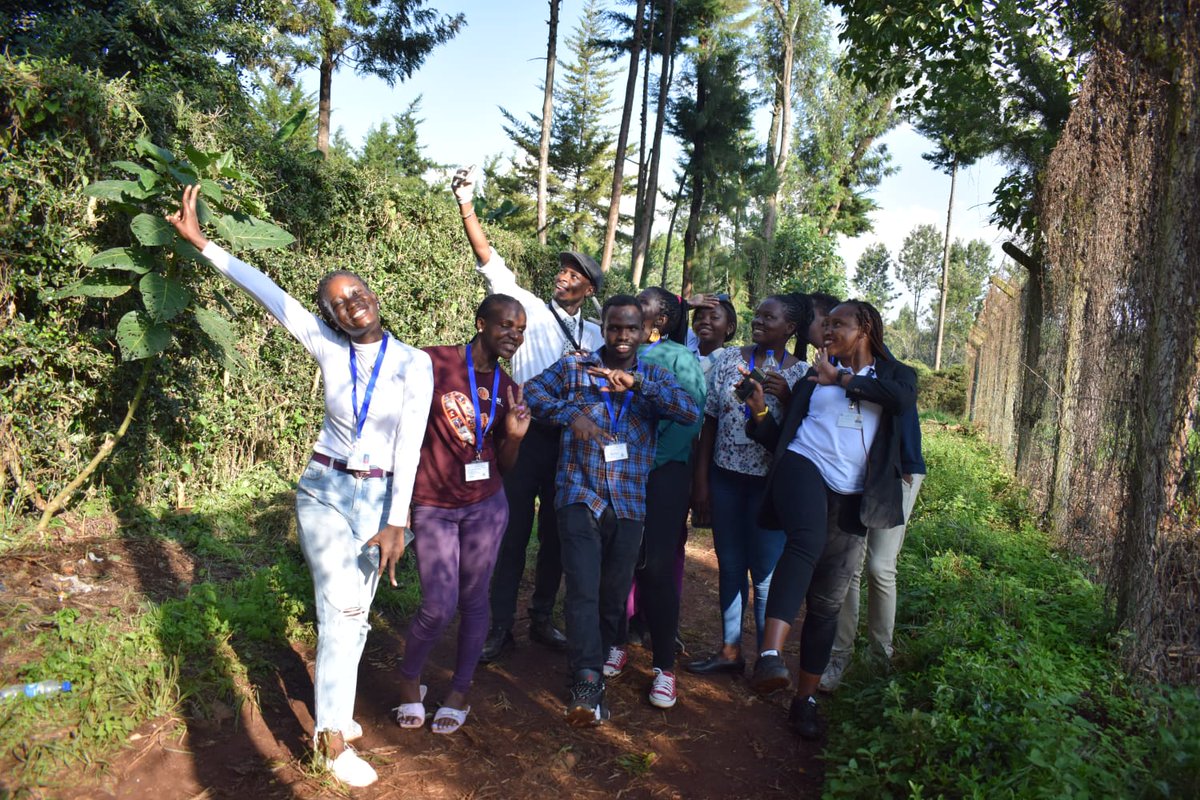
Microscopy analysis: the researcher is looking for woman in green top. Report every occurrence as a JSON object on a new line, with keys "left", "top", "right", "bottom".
{"left": 602, "top": 288, "right": 707, "bottom": 709}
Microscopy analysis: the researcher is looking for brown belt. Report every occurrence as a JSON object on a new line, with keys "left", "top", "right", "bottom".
{"left": 311, "top": 452, "right": 392, "bottom": 479}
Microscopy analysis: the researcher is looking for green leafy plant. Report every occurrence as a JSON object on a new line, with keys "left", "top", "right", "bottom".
{"left": 35, "top": 139, "right": 294, "bottom": 530}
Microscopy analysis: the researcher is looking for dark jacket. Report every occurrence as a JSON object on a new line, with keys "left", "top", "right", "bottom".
{"left": 747, "top": 357, "right": 917, "bottom": 530}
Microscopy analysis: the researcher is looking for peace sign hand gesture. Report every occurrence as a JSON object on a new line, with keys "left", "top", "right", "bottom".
{"left": 504, "top": 383, "right": 531, "bottom": 439}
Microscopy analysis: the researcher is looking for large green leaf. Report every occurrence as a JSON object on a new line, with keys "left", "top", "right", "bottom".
{"left": 139, "top": 273, "right": 190, "bottom": 322}
{"left": 116, "top": 311, "right": 170, "bottom": 361}
{"left": 184, "top": 144, "right": 214, "bottom": 171}
{"left": 42, "top": 274, "right": 132, "bottom": 300}
{"left": 110, "top": 160, "right": 160, "bottom": 191}
{"left": 84, "top": 179, "right": 151, "bottom": 201}
{"left": 171, "top": 238, "right": 206, "bottom": 264}
{"left": 87, "top": 247, "right": 154, "bottom": 274}
{"left": 274, "top": 108, "right": 308, "bottom": 142}
{"left": 192, "top": 306, "right": 244, "bottom": 372}
{"left": 134, "top": 138, "right": 175, "bottom": 165}
{"left": 214, "top": 214, "right": 294, "bottom": 252}
{"left": 130, "top": 214, "right": 174, "bottom": 247}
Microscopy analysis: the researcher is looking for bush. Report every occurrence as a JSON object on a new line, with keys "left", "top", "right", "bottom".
{"left": 914, "top": 362, "right": 966, "bottom": 417}
{"left": 822, "top": 426, "right": 1200, "bottom": 798}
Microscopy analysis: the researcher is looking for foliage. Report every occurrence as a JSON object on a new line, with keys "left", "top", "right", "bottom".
{"left": 248, "top": 72, "right": 320, "bottom": 147}
{"left": 914, "top": 362, "right": 966, "bottom": 417}
{"left": 359, "top": 96, "right": 434, "bottom": 179}
{"left": 931, "top": 238, "right": 992, "bottom": 366}
{"left": 852, "top": 242, "right": 897, "bottom": 313}
{"left": 771, "top": 215, "right": 847, "bottom": 298}
{"left": 830, "top": 0, "right": 1101, "bottom": 233}
{"left": 823, "top": 426, "right": 1200, "bottom": 798}
{"left": 496, "top": 0, "right": 621, "bottom": 252}
{"left": 895, "top": 223, "right": 942, "bottom": 327}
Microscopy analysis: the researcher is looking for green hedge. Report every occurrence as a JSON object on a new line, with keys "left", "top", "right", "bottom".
{"left": 0, "top": 55, "right": 552, "bottom": 520}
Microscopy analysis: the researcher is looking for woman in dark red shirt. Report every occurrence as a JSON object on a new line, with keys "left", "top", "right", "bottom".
{"left": 392, "top": 294, "right": 530, "bottom": 734}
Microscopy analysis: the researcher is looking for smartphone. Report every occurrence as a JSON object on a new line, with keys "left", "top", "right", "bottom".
{"left": 734, "top": 367, "right": 768, "bottom": 402}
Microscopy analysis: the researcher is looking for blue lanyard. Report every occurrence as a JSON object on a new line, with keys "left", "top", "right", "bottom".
{"left": 741, "top": 347, "right": 758, "bottom": 420}
{"left": 465, "top": 342, "right": 501, "bottom": 459}
{"left": 349, "top": 334, "right": 388, "bottom": 439}
{"left": 593, "top": 366, "right": 637, "bottom": 435}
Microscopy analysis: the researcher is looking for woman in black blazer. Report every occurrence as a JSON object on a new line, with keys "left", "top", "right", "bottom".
{"left": 739, "top": 300, "right": 916, "bottom": 739}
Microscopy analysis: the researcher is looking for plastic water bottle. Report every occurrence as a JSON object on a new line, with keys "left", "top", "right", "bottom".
{"left": 0, "top": 680, "right": 72, "bottom": 700}
{"left": 763, "top": 349, "right": 780, "bottom": 373}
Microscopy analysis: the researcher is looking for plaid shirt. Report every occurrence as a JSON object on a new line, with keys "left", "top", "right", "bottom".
{"left": 524, "top": 348, "right": 701, "bottom": 521}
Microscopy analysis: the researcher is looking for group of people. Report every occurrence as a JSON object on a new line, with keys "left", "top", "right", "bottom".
{"left": 165, "top": 162, "right": 923, "bottom": 788}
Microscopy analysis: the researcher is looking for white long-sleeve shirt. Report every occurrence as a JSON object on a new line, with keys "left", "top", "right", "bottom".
{"left": 201, "top": 243, "right": 433, "bottom": 527}
{"left": 475, "top": 248, "right": 603, "bottom": 384}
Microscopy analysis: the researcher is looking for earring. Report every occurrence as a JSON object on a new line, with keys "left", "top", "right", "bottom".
{"left": 649, "top": 327, "right": 661, "bottom": 343}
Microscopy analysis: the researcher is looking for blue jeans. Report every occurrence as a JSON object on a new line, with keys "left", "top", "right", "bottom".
{"left": 295, "top": 458, "right": 394, "bottom": 739}
{"left": 709, "top": 465, "right": 787, "bottom": 650}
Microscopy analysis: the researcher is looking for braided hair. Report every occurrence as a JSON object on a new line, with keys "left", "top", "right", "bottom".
{"left": 763, "top": 293, "right": 812, "bottom": 359}
{"left": 315, "top": 269, "right": 370, "bottom": 334}
{"left": 639, "top": 286, "right": 687, "bottom": 343}
{"left": 837, "top": 299, "right": 890, "bottom": 360}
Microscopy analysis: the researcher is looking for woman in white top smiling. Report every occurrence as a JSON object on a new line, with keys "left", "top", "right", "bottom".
{"left": 167, "top": 186, "right": 433, "bottom": 788}
{"left": 740, "top": 299, "right": 915, "bottom": 741}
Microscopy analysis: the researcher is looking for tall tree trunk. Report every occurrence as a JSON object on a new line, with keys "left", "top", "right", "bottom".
{"left": 680, "top": 57, "right": 707, "bottom": 297}
{"left": 661, "top": 169, "right": 687, "bottom": 286}
{"left": 752, "top": 0, "right": 798, "bottom": 305}
{"left": 317, "top": 52, "right": 334, "bottom": 155}
{"left": 601, "top": 0, "right": 646, "bottom": 272}
{"left": 631, "top": 0, "right": 655, "bottom": 276}
{"left": 537, "top": 0, "right": 562, "bottom": 246}
{"left": 933, "top": 157, "right": 958, "bottom": 369}
{"left": 632, "top": 0, "right": 675, "bottom": 288}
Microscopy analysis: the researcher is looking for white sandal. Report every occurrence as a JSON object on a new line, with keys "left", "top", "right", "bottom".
{"left": 431, "top": 704, "right": 471, "bottom": 735}
{"left": 391, "top": 684, "right": 428, "bottom": 729}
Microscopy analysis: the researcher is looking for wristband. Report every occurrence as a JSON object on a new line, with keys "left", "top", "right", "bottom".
{"left": 754, "top": 407, "right": 769, "bottom": 418}
{"left": 461, "top": 210, "right": 475, "bottom": 220}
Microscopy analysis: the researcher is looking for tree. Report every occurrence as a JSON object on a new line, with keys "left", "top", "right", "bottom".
{"left": 281, "top": 1, "right": 465, "bottom": 155}
{"left": 600, "top": 0, "right": 646, "bottom": 272}
{"left": 853, "top": 242, "right": 897, "bottom": 312}
{"left": 249, "top": 73, "right": 319, "bottom": 146}
{"left": 930, "top": 238, "right": 991, "bottom": 366}
{"left": 830, "top": 0, "right": 1101, "bottom": 233}
{"left": 669, "top": 0, "right": 756, "bottom": 296}
{"left": 773, "top": 215, "right": 847, "bottom": 298}
{"left": 497, "top": 1, "right": 620, "bottom": 251}
{"left": 536, "top": 0, "right": 562, "bottom": 245}
{"left": 631, "top": 0, "right": 677, "bottom": 287}
{"left": 896, "top": 223, "right": 942, "bottom": 335}
{"left": 358, "top": 97, "right": 432, "bottom": 178}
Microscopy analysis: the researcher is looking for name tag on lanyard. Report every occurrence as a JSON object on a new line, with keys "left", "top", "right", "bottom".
{"left": 594, "top": 369, "right": 635, "bottom": 463}
{"left": 603, "top": 442, "right": 629, "bottom": 462}
{"left": 837, "top": 412, "right": 864, "bottom": 430}
{"left": 347, "top": 334, "right": 389, "bottom": 470}
{"left": 464, "top": 459, "right": 491, "bottom": 481}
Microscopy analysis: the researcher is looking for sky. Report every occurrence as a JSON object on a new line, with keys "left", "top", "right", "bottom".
{"left": 296, "top": 0, "right": 1012, "bottom": 314}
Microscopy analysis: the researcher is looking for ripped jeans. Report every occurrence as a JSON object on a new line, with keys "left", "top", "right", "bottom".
{"left": 295, "top": 458, "right": 393, "bottom": 739}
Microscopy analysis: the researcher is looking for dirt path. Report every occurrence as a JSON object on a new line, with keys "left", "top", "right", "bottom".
{"left": 37, "top": 532, "right": 824, "bottom": 799}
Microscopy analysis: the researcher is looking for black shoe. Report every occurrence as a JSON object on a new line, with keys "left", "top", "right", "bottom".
{"left": 685, "top": 651, "right": 746, "bottom": 675}
{"left": 529, "top": 617, "right": 568, "bottom": 650}
{"left": 788, "top": 694, "right": 822, "bottom": 740}
{"left": 479, "top": 627, "right": 514, "bottom": 663}
{"left": 565, "top": 672, "right": 609, "bottom": 726}
{"left": 750, "top": 654, "right": 791, "bottom": 695}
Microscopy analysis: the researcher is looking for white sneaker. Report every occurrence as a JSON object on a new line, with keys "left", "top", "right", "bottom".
{"left": 323, "top": 745, "right": 378, "bottom": 787}
{"left": 603, "top": 646, "right": 628, "bottom": 678}
{"left": 648, "top": 668, "right": 677, "bottom": 708}
{"left": 818, "top": 653, "right": 850, "bottom": 693}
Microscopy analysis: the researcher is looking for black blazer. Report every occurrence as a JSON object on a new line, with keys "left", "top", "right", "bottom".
{"left": 747, "top": 357, "right": 917, "bottom": 531}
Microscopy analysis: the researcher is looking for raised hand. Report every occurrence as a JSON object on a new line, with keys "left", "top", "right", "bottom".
{"left": 570, "top": 414, "right": 613, "bottom": 443}
{"left": 808, "top": 347, "right": 841, "bottom": 385}
{"left": 450, "top": 164, "right": 478, "bottom": 207}
{"left": 504, "top": 383, "right": 531, "bottom": 440}
{"left": 164, "top": 184, "right": 210, "bottom": 251}
{"left": 736, "top": 364, "right": 767, "bottom": 417}
{"left": 760, "top": 370, "right": 792, "bottom": 405}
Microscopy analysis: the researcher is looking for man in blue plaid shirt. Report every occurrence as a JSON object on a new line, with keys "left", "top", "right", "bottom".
{"left": 524, "top": 294, "right": 700, "bottom": 726}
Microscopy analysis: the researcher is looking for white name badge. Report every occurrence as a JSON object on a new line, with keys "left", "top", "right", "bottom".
{"left": 346, "top": 440, "right": 371, "bottom": 470}
{"left": 603, "top": 442, "right": 629, "bottom": 462}
{"left": 837, "top": 412, "right": 865, "bottom": 430}
{"left": 732, "top": 423, "right": 753, "bottom": 445}
{"left": 464, "top": 460, "right": 491, "bottom": 482}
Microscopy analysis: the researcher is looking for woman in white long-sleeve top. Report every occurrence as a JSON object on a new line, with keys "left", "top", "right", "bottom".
{"left": 167, "top": 186, "right": 433, "bottom": 788}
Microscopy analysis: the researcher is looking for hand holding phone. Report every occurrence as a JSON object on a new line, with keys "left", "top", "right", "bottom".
{"left": 734, "top": 367, "right": 768, "bottom": 402}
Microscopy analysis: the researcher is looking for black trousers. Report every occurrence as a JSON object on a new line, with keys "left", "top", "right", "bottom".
{"left": 765, "top": 451, "right": 868, "bottom": 675}
{"left": 489, "top": 421, "right": 563, "bottom": 630}
{"left": 633, "top": 460, "right": 691, "bottom": 670}
{"left": 558, "top": 503, "right": 644, "bottom": 676}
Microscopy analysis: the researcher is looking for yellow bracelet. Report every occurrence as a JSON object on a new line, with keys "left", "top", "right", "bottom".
{"left": 754, "top": 407, "right": 769, "bottom": 418}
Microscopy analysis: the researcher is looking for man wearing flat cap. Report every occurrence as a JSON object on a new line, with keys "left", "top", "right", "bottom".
{"left": 451, "top": 165, "right": 603, "bottom": 663}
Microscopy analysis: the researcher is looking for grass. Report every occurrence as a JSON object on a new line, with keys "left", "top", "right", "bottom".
{"left": 822, "top": 422, "right": 1200, "bottom": 799}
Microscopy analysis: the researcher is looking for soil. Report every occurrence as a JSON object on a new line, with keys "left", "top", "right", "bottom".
{"left": 2, "top": 527, "right": 825, "bottom": 800}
